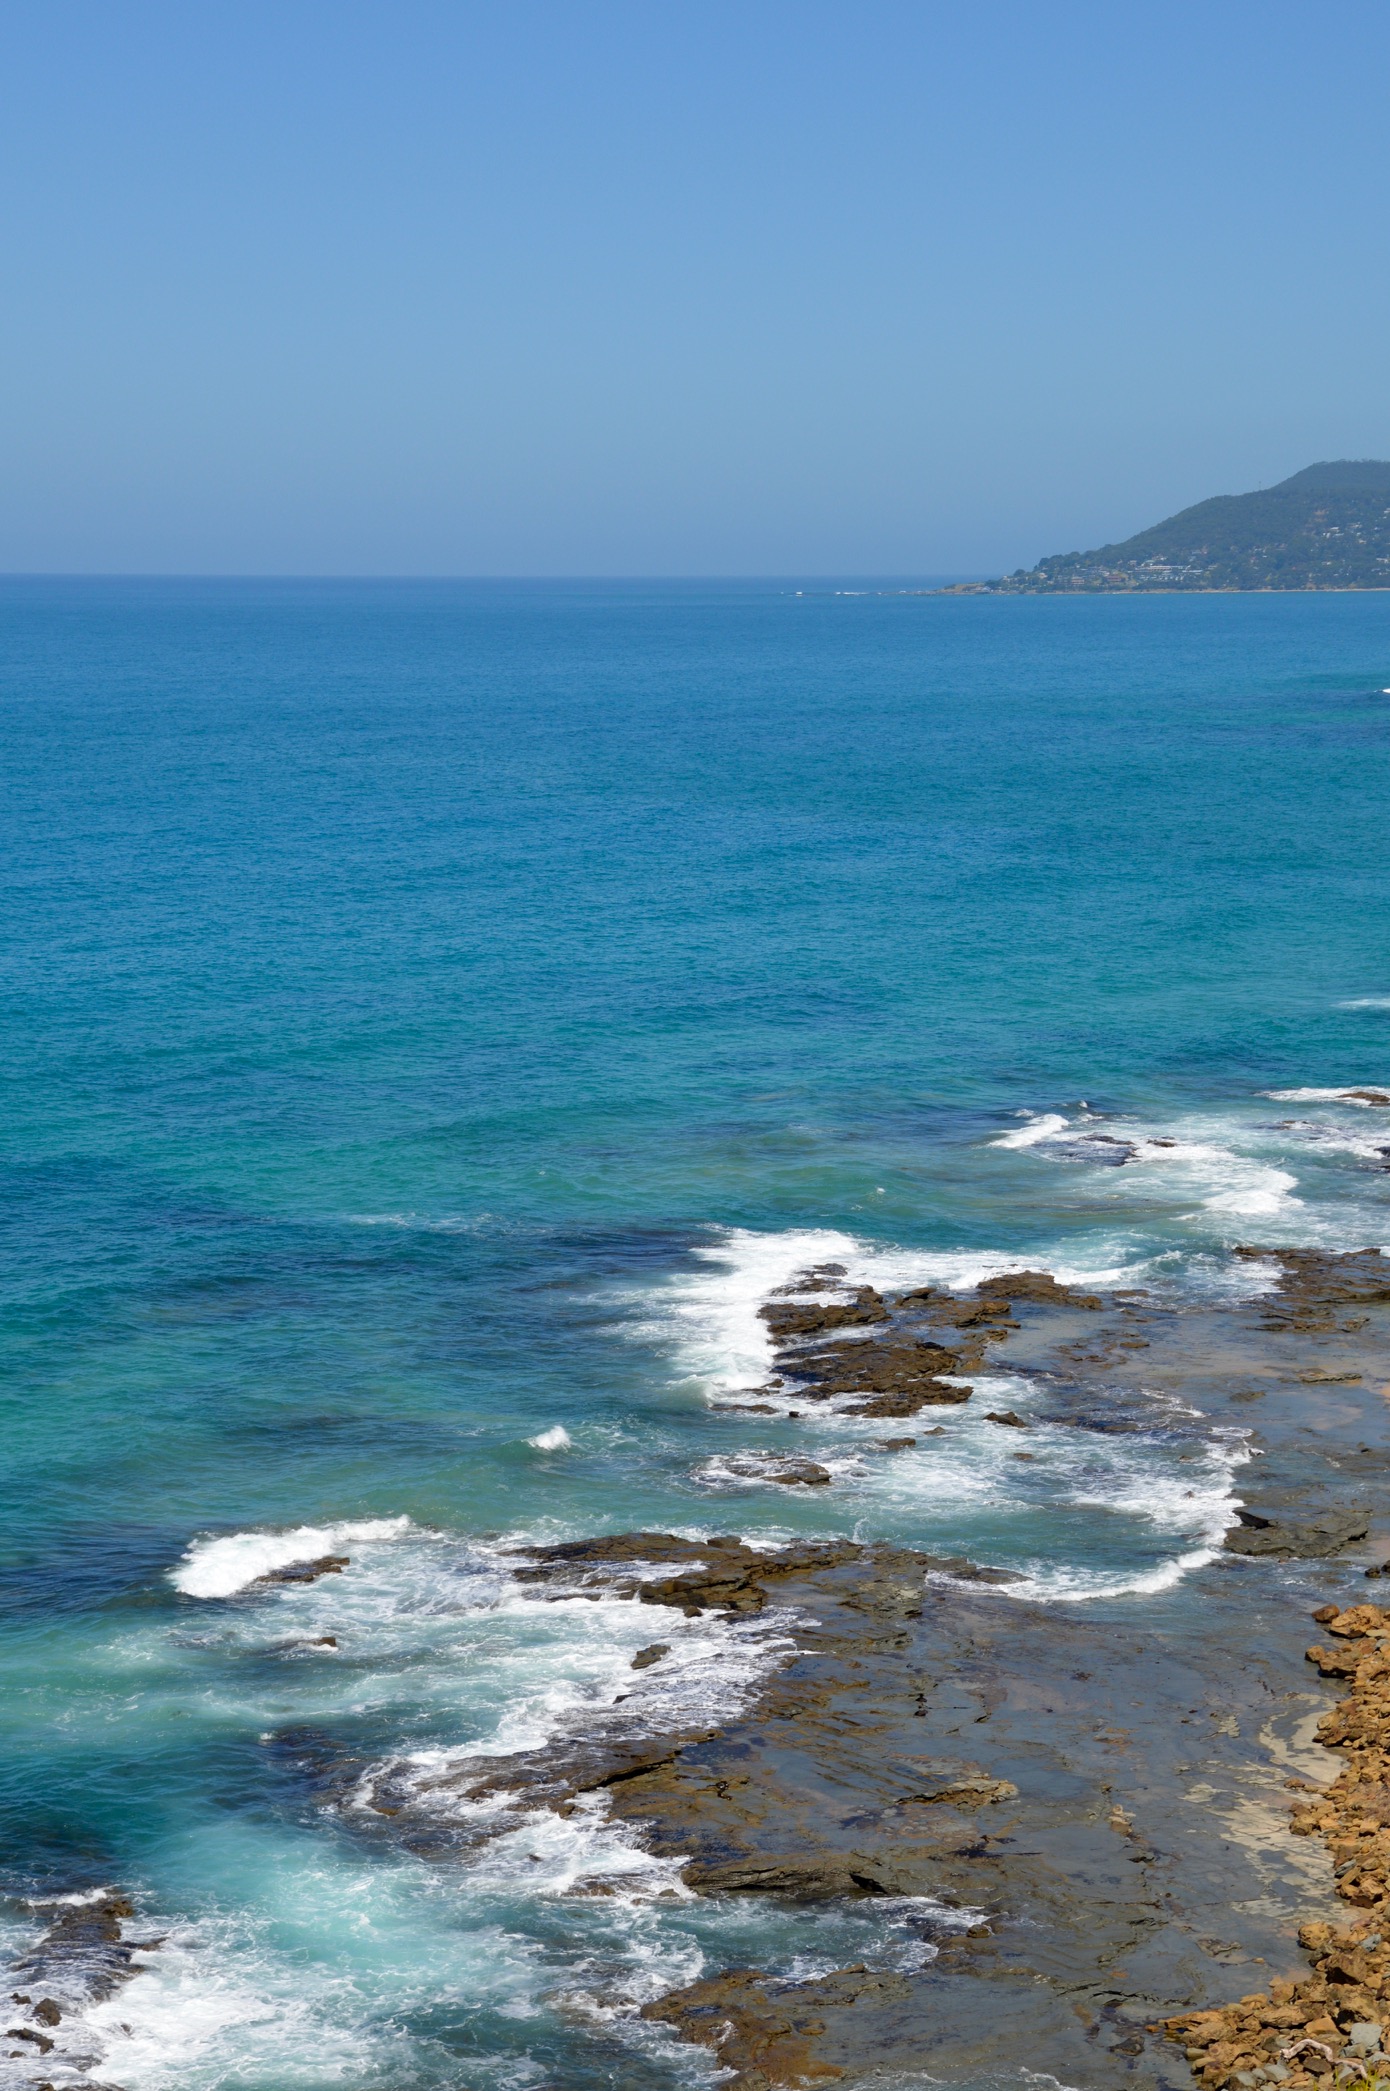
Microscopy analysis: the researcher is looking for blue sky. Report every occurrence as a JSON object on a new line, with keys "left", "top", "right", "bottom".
{"left": 2, "top": 1, "right": 1388, "bottom": 575}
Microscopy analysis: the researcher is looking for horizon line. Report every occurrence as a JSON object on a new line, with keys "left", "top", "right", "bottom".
{"left": 0, "top": 569, "right": 991, "bottom": 585}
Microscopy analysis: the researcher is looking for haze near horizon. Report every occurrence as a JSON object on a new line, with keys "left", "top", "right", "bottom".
{"left": 3, "top": 0, "right": 1389, "bottom": 577}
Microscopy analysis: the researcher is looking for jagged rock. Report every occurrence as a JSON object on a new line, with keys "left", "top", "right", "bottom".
{"left": 760, "top": 1287, "right": 888, "bottom": 1338}
{"left": 892, "top": 1288, "right": 1017, "bottom": 1329}
{"left": 785, "top": 1337, "right": 969, "bottom": 1401}
{"left": 1166, "top": 1599, "right": 1390, "bottom": 2087}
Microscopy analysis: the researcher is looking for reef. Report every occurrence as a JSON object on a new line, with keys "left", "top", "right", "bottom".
{"left": 278, "top": 1244, "right": 1390, "bottom": 2088}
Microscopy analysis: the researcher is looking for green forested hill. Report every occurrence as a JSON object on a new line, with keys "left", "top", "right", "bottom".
{"left": 988, "top": 461, "right": 1390, "bottom": 591}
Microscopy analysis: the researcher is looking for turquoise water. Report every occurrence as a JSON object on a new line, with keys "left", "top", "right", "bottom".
{"left": 5, "top": 578, "right": 1390, "bottom": 2085}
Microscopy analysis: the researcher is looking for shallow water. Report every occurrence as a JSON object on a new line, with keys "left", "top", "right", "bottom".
{"left": 4, "top": 578, "right": 1390, "bottom": 2084}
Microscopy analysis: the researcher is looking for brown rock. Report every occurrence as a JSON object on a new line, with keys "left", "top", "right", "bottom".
{"left": 787, "top": 1337, "right": 967, "bottom": 1400}
{"left": 760, "top": 1288, "right": 889, "bottom": 1338}
{"left": 1307, "top": 1644, "right": 1363, "bottom": 1678}
{"left": 1321, "top": 1605, "right": 1388, "bottom": 1639}
{"left": 976, "top": 1271, "right": 1102, "bottom": 1308}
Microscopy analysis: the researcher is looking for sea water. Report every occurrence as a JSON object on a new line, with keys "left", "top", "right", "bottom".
{"left": 4, "top": 577, "right": 1390, "bottom": 2085}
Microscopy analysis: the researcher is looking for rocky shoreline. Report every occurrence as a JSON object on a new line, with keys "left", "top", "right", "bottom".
{"left": 525, "top": 1247, "right": 1390, "bottom": 2087}
{"left": 275, "top": 1244, "right": 1390, "bottom": 2088}
{"left": 19, "top": 1246, "right": 1390, "bottom": 2091}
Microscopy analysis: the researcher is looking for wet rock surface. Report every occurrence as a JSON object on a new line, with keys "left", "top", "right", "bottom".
{"left": 1166, "top": 1597, "right": 1390, "bottom": 2088}
{"left": 641, "top": 1965, "right": 914, "bottom": 2088}
{"left": 1225, "top": 1508, "right": 1372, "bottom": 1558}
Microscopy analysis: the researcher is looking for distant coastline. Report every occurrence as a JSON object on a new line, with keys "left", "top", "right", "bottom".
{"left": 938, "top": 582, "right": 1390, "bottom": 596}
{"left": 951, "top": 459, "right": 1390, "bottom": 593}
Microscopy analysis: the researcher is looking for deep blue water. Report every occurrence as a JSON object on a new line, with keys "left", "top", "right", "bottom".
{"left": 4, "top": 578, "right": 1390, "bottom": 2086}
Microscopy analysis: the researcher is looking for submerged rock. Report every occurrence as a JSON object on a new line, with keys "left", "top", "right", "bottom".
{"left": 713, "top": 1452, "right": 834, "bottom": 1487}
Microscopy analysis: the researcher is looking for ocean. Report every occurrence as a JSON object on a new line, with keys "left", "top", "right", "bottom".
{"left": 3, "top": 576, "right": 1390, "bottom": 2087}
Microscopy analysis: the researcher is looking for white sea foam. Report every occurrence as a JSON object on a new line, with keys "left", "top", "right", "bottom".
{"left": 1008, "top": 1432, "right": 1250, "bottom": 1602}
{"left": 628, "top": 1225, "right": 1133, "bottom": 1411}
{"left": 693, "top": 1449, "right": 863, "bottom": 1490}
{"left": 362, "top": 1583, "right": 796, "bottom": 1807}
{"left": 992, "top": 1108, "right": 1302, "bottom": 1223}
{"left": 1008, "top": 1541, "right": 1228, "bottom": 1604}
{"left": 26, "top": 1883, "right": 121, "bottom": 1907}
{"left": 68, "top": 1872, "right": 558, "bottom": 2090}
{"left": 825, "top": 1359, "right": 1252, "bottom": 1603}
{"left": 1339, "top": 998, "right": 1390, "bottom": 1010}
{"left": 528, "top": 1424, "right": 572, "bottom": 1450}
{"left": 117, "top": 1524, "right": 820, "bottom": 2081}
{"left": 1265, "top": 1086, "right": 1390, "bottom": 1105}
{"left": 1273, "top": 1114, "right": 1390, "bottom": 1167}
{"left": 621, "top": 1227, "right": 1251, "bottom": 1606}
{"left": 171, "top": 1517, "right": 411, "bottom": 1599}
{"left": 164, "top": 1514, "right": 798, "bottom": 1845}
{"left": 991, "top": 1111, "right": 1071, "bottom": 1149}
{"left": 84, "top": 1930, "right": 377, "bottom": 2089}
{"left": 87, "top": 1847, "right": 969, "bottom": 2091}
{"left": 1128, "top": 1136, "right": 1298, "bottom": 1219}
